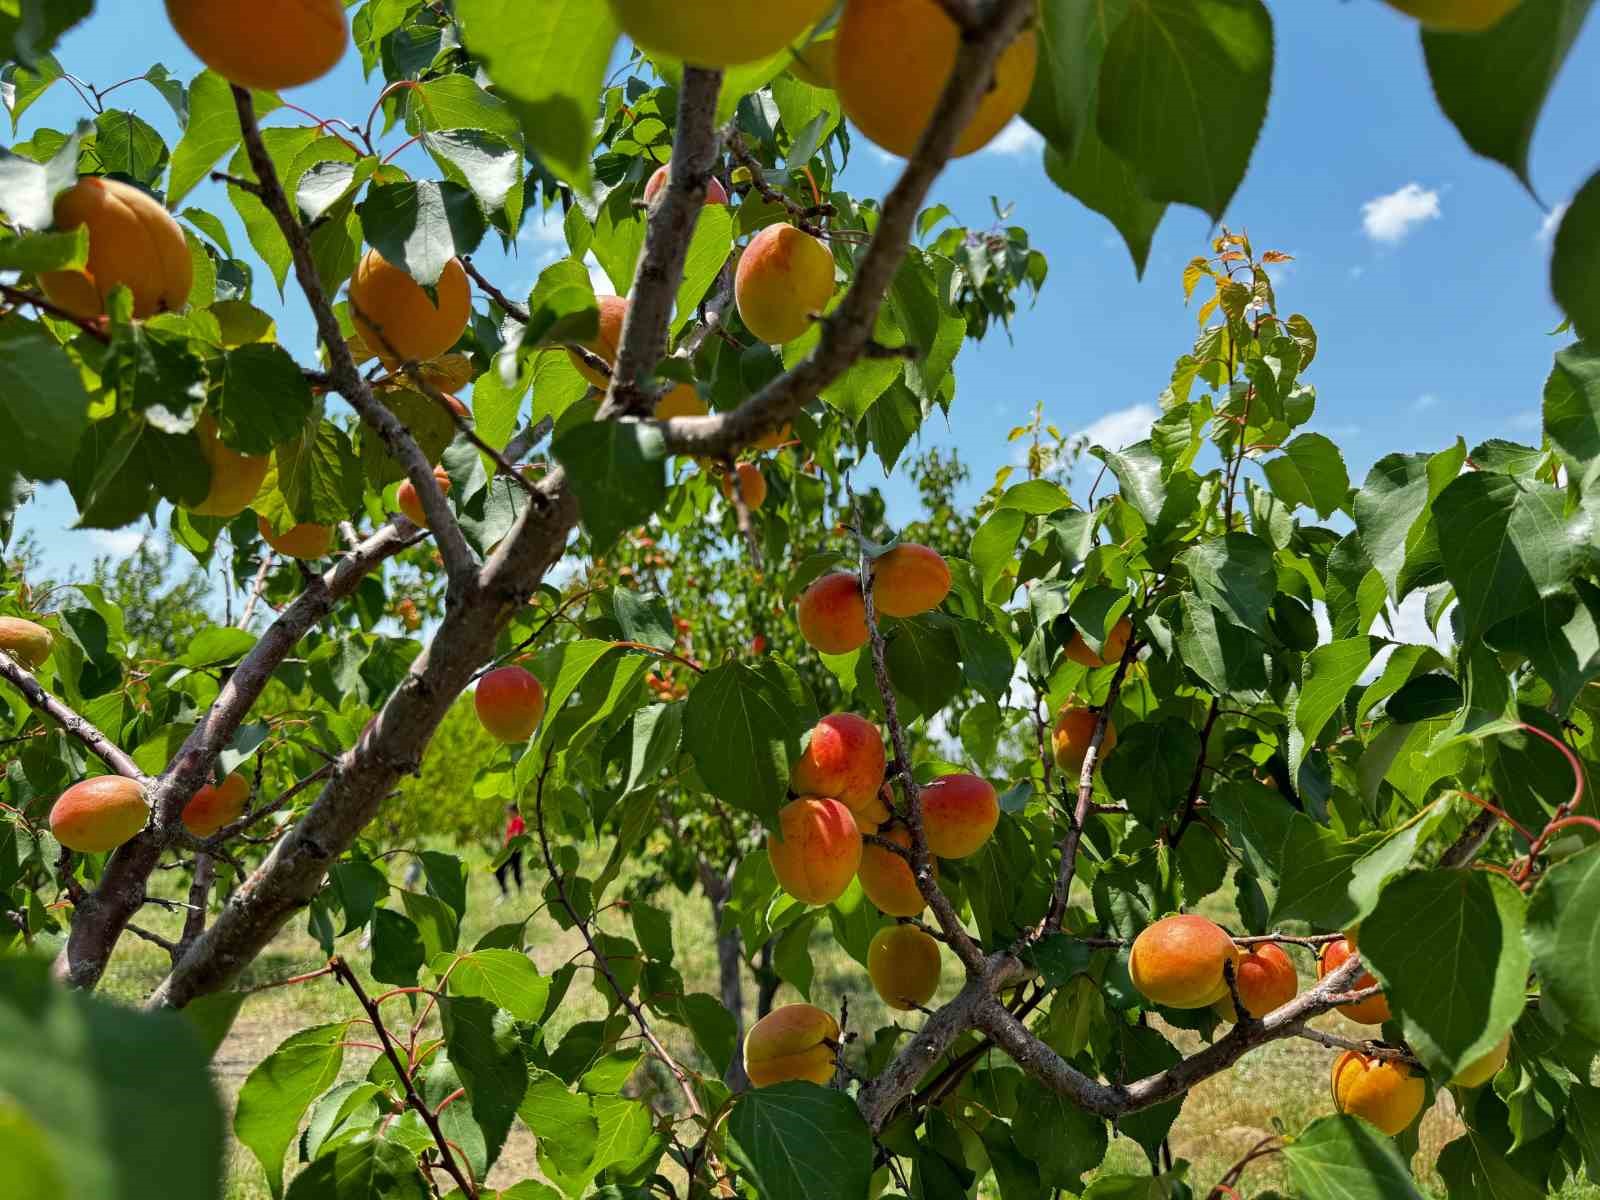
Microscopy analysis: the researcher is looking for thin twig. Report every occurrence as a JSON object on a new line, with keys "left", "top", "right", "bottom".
{"left": 0, "top": 650, "right": 150, "bottom": 782}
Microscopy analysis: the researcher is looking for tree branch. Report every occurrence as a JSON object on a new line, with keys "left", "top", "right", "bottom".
{"left": 1169, "top": 697, "right": 1220, "bottom": 844}
{"left": 0, "top": 650, "right": 149, "bottom": 782}
{"left": 1439, "top": 806, "right": 1500, "bottom": 869}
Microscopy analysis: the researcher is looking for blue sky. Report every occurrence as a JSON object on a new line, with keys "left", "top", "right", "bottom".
{"left": 13, "top": 0, "right": 1600, "bottom": 589}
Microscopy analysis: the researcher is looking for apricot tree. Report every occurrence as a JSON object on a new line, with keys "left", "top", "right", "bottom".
{"left": 3, "top": 1, "right": 1600, "bottom": 1199}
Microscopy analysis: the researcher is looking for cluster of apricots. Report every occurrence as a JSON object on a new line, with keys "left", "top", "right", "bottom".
{"left": 48, "top": 771, "right": 254, "bottom": 855}
{"left": 1128, "top": 914, "right": 1513, "bottom": 1136}
{"left": 796, "top": 542, "right": 953, "bottom": 655}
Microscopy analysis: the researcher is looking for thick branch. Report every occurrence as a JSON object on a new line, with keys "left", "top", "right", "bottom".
{"left": 0, "top": 651, "right": 149, "bottom": 782}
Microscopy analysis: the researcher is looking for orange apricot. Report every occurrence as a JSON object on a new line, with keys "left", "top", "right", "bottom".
{"left": 743, "top": 1003, "right": 839, "bottom": 1087}
{"left": 0, "top": 617, "right": 53, "bottom": 670}
{"left": 1451, "top": 1032, "right": 1512, "bottom": 1089}
{"left": 1052, "top": 705, "right": 1116, "bottom": 776}
{"left": 182, "top": 773, "right": 249, "bottom": 838}
{"left": 348, "top": 249, "right": 471, "bottom": 368}
{"left": 920, "top": 773, "right": 998, "bottom": 859}
{"left": 165, "top": 0, "right": 347, "bottom": 91}
{"left": 475, "top": 666, "right": 546, "bottom": 743}
{"left": 397, "top": 465, "right": 452, "bottom": 529}
{"left": 655, "top": 383, "right": 708, "bottom": 421}
{"left": 607, "top": 0, "right": 834, "bottom": 67}
{"left": 1383, "top": 0, "right": 1522, "bottom": 30}
{"left": 49, "top": 777, "right": 148, "bottom": 854}
{"left": 1331, "top": 1051, "right": 1426, "bottom": 1136}
{"left": 835, "top": 0, "right": 1038, "bottom": 159}
{"left": 857, "top": 826, "right": 932, "bottom": 917}
{"left": 767, "top": 795, "right": 863, "bottom": 905}
{"left": 39, "top": 177, "right": 192, "bottom": 319}
{"left": 754, "top": 422, "right": 793, "bottom": 452}
{"left": 1066, "top": 616, "right": 1133, "bottom": 668}
{"left": 721, "top": 463, "right": 768, "bottom": 509}
{"left": 1212, "top": 941, "right": 1298, "bottom": 1022}
{"left": 847, "top": 783, "right": 894, "bottom": 834}
{"left": 643, "top": 163, "right": 730, "bottom": 208}
{"left": 735, "top": 224, "right": 835, "bottom": 344}
{"left": 871, "top": 543, "right": 950, "bottom": 618}
{"left": 868, "top": 924, "right": 942, "bottom": 1011}
{"left": 1317, "top": 937, "right": 1390, "bottom": 1026}
{"left": 567, "top": 294, "right": 628, "bottom": 388}
{"left": 796, "top": 572, "right": 868, "bottom": 655}
{"left": 258, "top": 516, "right": 334, "bottom": 559}
{"left": 792, "top": 713, "right": 886, "bottom": 811}
{"left": 1129, "top": 914, "right": 1240, "bottom": 1009}
{"left": 190, "top": 415, "right": 270, "bottom": 518}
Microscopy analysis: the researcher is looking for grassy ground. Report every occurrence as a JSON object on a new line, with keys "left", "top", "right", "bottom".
{"left": 101, "top": 848, "right": 1595, "bottom": 1199}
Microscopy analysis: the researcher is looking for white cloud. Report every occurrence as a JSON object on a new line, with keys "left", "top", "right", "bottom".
{"left": 1537, "top": 200, "right": 1570, "bottom": 243}
{"left": 90, "top": 529, "right": 145, "bottom": 556}
{"left": 982, "top": 118, "right": 1043, "bottom": 158}
{"left": 1510, "top": 409, "right": 1541, "bottom": 432}
{"left": 1411, "top": 393, "right": 1440, "bottom": 413}
{"left": 518, "top": 207, "right": 569, "bottom": 266}
{"left": 1361, "top": 183, "right": 1441, "bottom": 245}
{"left": 1348, "top": 265, "right": 1365, "bottom": 280}
{"left": 1075, "top": 403, "right": 1159, "bottom": 451}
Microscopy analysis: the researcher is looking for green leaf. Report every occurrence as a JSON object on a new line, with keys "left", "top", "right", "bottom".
{"left": 1180, "top": 532, "right": 1276, "bottom": 637}
{"left": 1352, "top": 444, "right": 1463, "bottom": 599}
{"left": 725, "top": 1083, "right": 874, "bottom": 1200}
{"left": 673, "top": 204, "right": 734, "bottom": 332}
{"left": 1268, "top": 819, "right": 1385, "bottom": 929}
{"left": 1553, "top": 168, "right": 1600, "bottom": 342}
{"left": 884, "top": 615, "right": 964, "bottom": 718}
{"left": 1290, "top": 639, "right": 1376, "bottom": 777}
{"left": 1526, "top": 845, "right": 1600, "bottom": 1042}
{"left": 1044, "top": 128, "right": 1166, "bottom": 278}
{"left": 1096, "top": 0, "right": 1273, "bottom": 223}
{"left": 357, "top": 180, "right": 487, "bottom": 289}
{"left": 215, "top": 343, "right": 315, "bottom": 455}
{"left": 538, "top": 1093, "right": 661, "bottom": 1197}
{"left": 1208, "top": 778, "right": 1296, "bottom": 883}
{"left": 1010, "top": 1078, "right": 1109, "bottom": 1192}
{"left": 439, "top": 996, "right": 527, "bottom": 1172}
{"left": 0, "top": 314, "right": 92, "bottom": 481}
{"left": 520, "top": 257, "right": 600, "bottom": 350}
{"left": 683, "top": 661, "right": 802, "bottom": 826}
{"left": 263, "top": 418, "right": 364, "bottom": 528}
{"left": 284, "top": 1138, "right": 428, "bottom": 1199}
{"left": 517, "top": 1070, "right": 599, "bottom": 1178}
{"left": 0, "top": 1, "right": 92, "bottom": 66}
{"left": 1421, "top": 0, "right": 1594, "bottom": 190}
{"left": 1177, "top": 594, "right": 1267, "bottom": 696}
{"left": 1101, "top": 719, "right": 1202, "bottom": 834}
{"left": 169, "top": 71, "right": 280, "bottom": 207}
{"left": 0, "top": 225, "right": 85, "bottom": 271}
{"left": 423, "top": 128, "right": 523, "bottom": 220}
{"left": 1282, "top": 1115, "right": 1424, "bottom": 1199}
{"left": 401, "top": 889, "right": 459, "bottom": 959}
{"left": 438, "top": 949, "right": 551, "bottom": 1022}
{"left": 971, "top": 507, "right": 1027, "bottom": 596}
{"left": 1543, "top": 339, "right": 1600, "bottom": 487}
{"left": 1361, "top": 869, "right": 1530, "bottom": 1078}
{"left": 453, "top": 0, "right": 620, "bottom": 189}
{"left": 1263, "top": 432, "right": 1350, "bottom": 519}
{"left": 550, "top": 421, "right": 667, "bottom": 552}
{"left": 371, "top": 908, "right": 427, "bottom": 987}
{"left": 1485, "top": 580, "right": 1600, "bottom": 715}
{"left": 234, "top": 1022, "right": 350, "bottom": 1198}
{"left": 998, "top": 479, "right": 1075, "bottom": 514}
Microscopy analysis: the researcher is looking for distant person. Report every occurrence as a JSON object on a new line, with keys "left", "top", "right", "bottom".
{"left": 495, "top": 802, "right": 526, "bottom": 899}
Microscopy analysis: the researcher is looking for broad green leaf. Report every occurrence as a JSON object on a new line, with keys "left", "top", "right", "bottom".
{"left": 1282, "top": 1115, "right": 1424, "bottom": 1199}
{"left": 1207, "top": 778, "right": 1296, "bottom": 883}
{"left": 538, "top": 1093, "right": 661, "bottom": 1198}
{"left": 0, "top": 225, "right": 84, "bottom": 271}
{"left": 1263, "top": 433, "right": 1350, "bottom": 519}
{"left": 1268, "top": 819, "right": 1386, "bottom": 929}
{"left": 1485, "top": 580, "right": 1600, "bottom": 714}
{"left": 0, "top": 315, "right": 92, "bottom": 481}
{"left": 521, "top": 257, "right": 600, "bottom": 350}
{"left": 1553, "top": 167, "right": 1600, "bottom": 342}
{"left": 261, "top": 418, "right": 364, "bottom": 528}
{"left": 672, "top": 204, "right": 734, "bottom": 332}
{"left": 370, "top": 908, "right": 427, "bottom": 987}
{"left": 1010, "top": 1078, "right": 1109, "bottom": 1192}
{"left": 1180, "top": 532, "right": 1276, "bottom": 636}
{"left": 357, "top": 180, "right": 487, "bottom": 289}
{"left": 517, "top": 1069, "right": 599, "bottom": 1178}
{"left": 437, "top": 949, "right": 551, "bottom": 1022}
{"left": 1526, "top": 844, "right": 1600, "bottom": 1042}
{"left": 234, "top": 1022, "right": 350, "bottom": 1198}
{"left": 283, "top": 1138, "right": 428, "bottom": 1199}
{"left": 971, "top": 507, "right": 1027, "bottom": 595}
{"left": 550, "top": 421, "right": 667, "bottom": 552}
{"left": 1024, "top": 0, "right": 1131, "bottom": 162}
{"left": 725, "top": 1083, "right": 874, "bottom": 1200}
{"left": 1177, "top": 594, "right": 1268, "bottom": 696}
{"left": 439, "top": 996, "right": 526, "bottom": 1171}
{"left": 423, "top": 128, "right": 524, "bottom": 220}
{"left": 1101, "top": 718, "right": 1202, "bottom": 834}
{"left": 1044, "top": 129, "right": 1166, "bottom": 278}
{"left": 1290, "top": 638, "right": 1376, "bottom": 776}
{"left": 1543, "top": 339, "right": 1600, "bottom": 487}
{"left": 215, "top": 343, "right": 315, "bottom": 456}
{"left": 683, "top": 661, "right": 802, "bottom": 825}
{"left": 169, "top": 71, "right": 280, "bottom": 207}
{"left": 998, "top": 479, "right": 1074, "bottom": 514}
{"left": 1352, "top": 446, "right": 1463, "bottom": 599}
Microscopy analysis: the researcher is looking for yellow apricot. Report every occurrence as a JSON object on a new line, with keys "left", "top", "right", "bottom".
{"left": 258, "top": 516, "right": 334, "bottom": 559}
{"left": 920, "top": 773, "right": 998, "bottom": 859}
{"left": 349, "top": 249, "right": 471, "bottom": 368}
{"left": 165, "top": 0, "right": 347, "bottom": 91}
{"left": 1052, "top": 705, "right": 1116, "bottom": 776}
{"left": 567, "top": 294, "right": 628, "bottom": 389}
{"left": 797, "top": 572, "right": 868, "bottom": 655}
{"left": 0, "top": 617, "right": 53, "bottom": 669}
{"left": 721, "top": 463, "right": 768, "bottom": 510}
{"left": 744, "top": 1003, "right": 839, "bottom": 1087}
{"left": 1129, "top": 914, "right": 1239, "bottom": 1009}
{"left": 475, "top": 666, "right": 546, "bottom": 743}
{"left": 872, "top": 543, "right": 950, "bottom": 618}
{"left": 1451, "top": 1032, "right": 1512, "bottom": 1088}
{"left": 1066, "top": 616, "right": 1133, "bottom": 669}
{"left": 50, "top": 777, "right": 148, "bottom": 854}
{"left": 1317, "top": 937, "right": 1391, "bottom": 1026}
{"left": 655, "top": 383, "right": 708, "bottom": 421}
{"left": 857, "top": 826, "right": 930, "bottom": 917}
{"left": 735, "top": 224, "right": 835, "bottom": 344}
{"left": 39, "top": 177, "right": 192, "bottom": 319}
{"left": 190, "top": 415, "right": 270, "bottom": 518}
{"left": 868, "top": 924, "right": 942, "bottom": 1010}
{"left": 767, "top": 795, "right": 863, "bottom": 905}
{"left": 1331, "top": 1051, "right": 1426, "bottom": 1136}
{"left": 397, "top": 465, "right": 452, "bottom": 529}
{"left": 182, "top": 773, "right": 249, "bottom": 838}
{"left": 607, "top": 0, "right": 834, "bottom": 67}
{"left": 1383, "top": 0, "right": 1523, "bottom": 30}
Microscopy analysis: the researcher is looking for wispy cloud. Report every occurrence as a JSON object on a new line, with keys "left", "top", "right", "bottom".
{"left": 1510, "top": 409, "right": 1541, "bottom": 432}
{"left": 91, "top": 529, "right": 145, "bottom": 556}
{"left": 1361, "top": 183, "right": 1441, "bottom": 245}
{"left": 982, "top": 118, "right": 1043, "bottom": 158}
{"left": 1411, "top": 393, "right": 1439, "bottom": 413}
{"left": 1076, "top": 403, "right": 1158, "bottom": 451}
{"left": 1537, "top": 200, "right": 1570, "bottom": 244}
{"left": 518, "top": 207, "right": 569, "bottom": 266}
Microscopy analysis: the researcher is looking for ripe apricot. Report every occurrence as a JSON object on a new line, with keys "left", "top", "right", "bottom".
{"left": 1212, "top": 941, "right": 1298, "bottom": 1022}
{"left": 847, "top": 783, "right": 894, "bottom": 834}
{"left": 397, "top": 465, "right": 452, "bottom": 529}
{"left": 475, "top": 666, "right": 546, "bottom": 743}
{"left": 721, "top": 463, "right": 768, "bottom": 510}
{"left": 1129, "top": 914, "right": 1240, "bottom": 1009}
{"left": 835, "top": 0, "right": 1038, "bottom": 159}
{"left": 1383, "top": 0, "right": 1523, "bottom": 30}
{"left": 754, "top": 423, "right": 793, "bottom": 452}
{"left": 50, "top": 776, "right": 148, "bottom": 854}
{"left": 871, "top": 543, "right": 950, "bottom": 618}
{"left": 182, "top": 773, "right": 249, "bottom": 838}
{"left": 1052, "top": 705, "right": 1116, "bottom": 776}
{"left": 607, "top": 0, "right": 834, "bottom": 67}
{"left": 1331, "top": 1051, "right": 1426, "bottom": 1136}
{"left": 735, "top": 224, "right": 835, "bottom": 344}
{"left": 767, "top": 795, "right": 863, "bottom": 905}
{"left": 0, "top": 617, "right": 52, "bottom": 669}
{"left": 920, "top": 773, "right": 998, "bottom": 859}
{"left": 1317, "top": 937, "right": 1391, "bottom": 1026}
{"left": 190, "top": 415, "right": 270, "bottom": 518}
{"left": 797, "top": 572, "right": 868, "bottom": 655}
{"left": 643, "top": 163, "right": 730, "bottom": 209}
{"left": 566, "top": 294, "right": 628, "bottom": 388}
{"left": 349, "top": 249, "right": 471, "bottom": 367}
{"left": 165, "top": 0, "right": 348, "bottom": 91}
{"left": 743, "top": 1003, "right": 839, "bottom": 1087}
{"left": 1451, "top": 1032, "right": 1511, "bottom": 1088}
{"left": 792, "top": 713, "right": 886, "bottom": 811}
{"left": 857, "top": 826, "right": 932, "bottom": 917}
{"left": 1066, "top": 616, "right": 1133, "bottom": 669}
{"left": 868, "top": 924, "right": 942, "bottom": 1011}
{"left": 258, "top": 516, "right": 334, "bottom": 559}
{"left": 655, "top": 383, "right": 708, "bottom": 421}
{"left": 39, "top": 176, "right": 192, "bottom": 319}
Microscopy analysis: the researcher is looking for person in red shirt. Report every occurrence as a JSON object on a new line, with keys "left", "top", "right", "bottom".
{"left": 495, "top": 802, "right": 526, "bottom": 898}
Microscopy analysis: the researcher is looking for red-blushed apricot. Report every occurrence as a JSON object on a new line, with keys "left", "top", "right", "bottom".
{"left": 257, "top": 516, "right": 334, "bottom": 560}
{"left": 1317, "top": 937, "right": 1391, "bottom": 1026}
{"left": 789, "top": 35, "right": 837, "bottom": 88}
{"left": 797, "top": 572, "right": 869, "bottom": 655}
{"left": 50, "top": 777, "right": 148, "bottom": 854}
{"left": 1129, "top": 914, "right": 1240, "bottom": 1009}
{"left": 767, "top": 795, "right": 863, "bottom": 905}
{"left": 190, "top": 415, "right": 270, "bottom": 518}
{"left": 835, "top": 0, "right": 1037, "bottom": 159}
{"left": 721, "top": 463, "right": 768, "bottom": 510}
{"left": 182, "top": 773, "right": 249, "bottom": 838}
{"left": 1331, "top": 1051, "right": 1426, "bottom": 1136}
{"left": 743, "top": 1003, "right": 840, "bottom": 1087}
{"left": 349, "top": 249, "right": 470, "bottom": 367}
{"left": 871, "top": 543, "right": 950, "bottom": 618}
{"left": 655, "top": 383, "right": 708, "bottom": 421}
{"left": 1066, "top": 616, "right": 1133, "bottom": 669}
{"left": 607, "top": 0, "right": 834, "bottom": 67}
{"left": 475, "top": 666, "right": 546, "bottom": 743}
{"left": 0, "top": 617, "right": 53, "bottom": 669}
{"left": 1212, "top": 941, "right": 1298, "bottom": 1022}
{"left": 857, "top": 825, "right": 933, "bottom": 917}
{"left": 643, "top": 163, "right": 730, "bottom": 209}
{"left": 1052, "top": 705, "right": 1116, "bottom": 776}
{"left": 39, "top": 177, "right": 192, "bottom": 320}
{"left": 1451, "top": 1032, "right": 1512, "bottom": 1088}
{"left": 920, "top": 773, "right": 998, "bottom": 859}
{"left": 1383, "top": 0, "right": 1522, "bottom": 30}
{"left": 397, "top": 465, "right": 452, "bottom": 529}
{"left": 792, "top": 713, "right": 886, "bottom": 811}
{"left": 868, "top": 924, "right": 942, "bottom": 1010}
{"left": 165, "top": 0, "right": 347, "bottom": 91}
{"left": 736, "top": 224, "right": 835, "bottom": 344}
{"left": 567, "top": 294, "right": 628, "bottom": 388}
